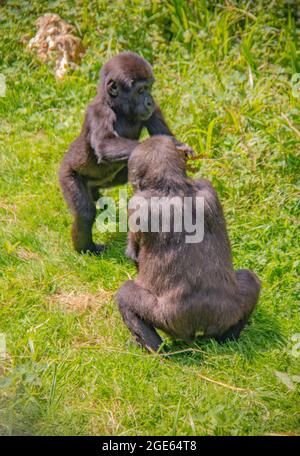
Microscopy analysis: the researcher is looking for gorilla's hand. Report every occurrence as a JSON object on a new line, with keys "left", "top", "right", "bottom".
{"left": 174, "top": 141, "right": 195, "bottom": 159}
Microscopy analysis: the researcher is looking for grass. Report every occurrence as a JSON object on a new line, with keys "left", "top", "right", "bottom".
{"left": 0, "top": 0, "right": 299, "bottom": 436}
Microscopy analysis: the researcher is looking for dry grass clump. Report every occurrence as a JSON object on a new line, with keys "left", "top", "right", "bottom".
{"left": 28, "top": 13, "right": 85, "bottom": 79}
{"left": 49, "top": 289, "right": 113, "bottom": 314}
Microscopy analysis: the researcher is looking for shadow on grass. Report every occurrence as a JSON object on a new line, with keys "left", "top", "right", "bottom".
{"left": 158, "top": 306, "right": 284, "bottom": 366}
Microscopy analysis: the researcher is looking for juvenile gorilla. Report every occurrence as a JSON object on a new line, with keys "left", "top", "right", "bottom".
{"left": 117, "top": 136, "right": 261, "bottom": 351}
{"left": 59, "top": 51, "right": 191, "bottom": 254}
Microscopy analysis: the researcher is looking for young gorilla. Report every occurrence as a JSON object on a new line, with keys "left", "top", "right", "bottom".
{"left": 117, "top": 136, "right": 261, "bottom": 351}
{"left": 59, "top": 51, "right": 191, "bottom": 254}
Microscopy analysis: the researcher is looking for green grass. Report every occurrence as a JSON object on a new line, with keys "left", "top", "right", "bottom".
{"left": 0, "top": 0, "right": 299, "bottom": 436}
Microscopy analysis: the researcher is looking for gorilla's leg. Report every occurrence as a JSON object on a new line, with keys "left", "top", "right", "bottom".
{"left": 116, "top": 280, "right": 163, "bottom": 352}
{"left": 216, "top": 269, "right": 261, "bottom": 343}
{"left": 89, "top": 185, "right": 101, "bottom": 202}
{"left": 59, "top": 167, "right": 105, "bottom": 255}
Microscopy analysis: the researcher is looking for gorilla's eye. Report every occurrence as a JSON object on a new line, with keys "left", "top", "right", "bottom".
{"left": 107, "top": 80, "right": 118, "bottom": 97}
{"left": 138, "top": 87, "right": 145, "bottom": 95}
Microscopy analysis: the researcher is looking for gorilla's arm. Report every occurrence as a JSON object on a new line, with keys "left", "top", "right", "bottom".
{"left": 144, "top": 104, "right": 173, "bottom": 136}
{"left": 94, "top": 137, "right": 139, "bottom": 163}
{"left": 87, "top": 104, "right": 139, "bottom": 163}
{"left": 145, "top": 105, "right": 194, "bottom": 157}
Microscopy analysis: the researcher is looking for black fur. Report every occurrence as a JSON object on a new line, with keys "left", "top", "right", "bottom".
{"left": 59, "top": 52, "right": 192, "bottom": 254}
{"left": 117, "top": 136, "right": 261, "bottom": 351}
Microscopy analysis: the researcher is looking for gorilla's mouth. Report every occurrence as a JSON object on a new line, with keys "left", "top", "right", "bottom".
{"left": 139, "top": 109, "right": 154, "bottom": 121}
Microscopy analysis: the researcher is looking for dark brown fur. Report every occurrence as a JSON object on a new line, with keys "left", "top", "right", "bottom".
{"left": 116, "top": 136, "right": 261, "bottom": 351}
{"left": 59, "top": 52, "right": 190, "bottom": 254}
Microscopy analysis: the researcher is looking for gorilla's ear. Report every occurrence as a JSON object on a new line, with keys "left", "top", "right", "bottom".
{"left": 107, "top": 80, "right": 119, "bottom": 98}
